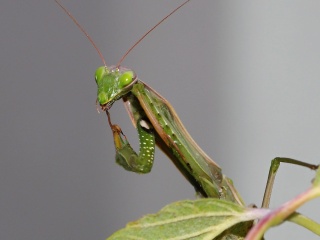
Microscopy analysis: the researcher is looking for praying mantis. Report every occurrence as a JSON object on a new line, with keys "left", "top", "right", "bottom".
{"left": 55, "top": 0, "right": 320, "bottom": 238}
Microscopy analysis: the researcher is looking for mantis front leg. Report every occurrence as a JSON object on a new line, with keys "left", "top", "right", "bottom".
{"left": 106, "top": 111, "right": 155, "bottom": 173}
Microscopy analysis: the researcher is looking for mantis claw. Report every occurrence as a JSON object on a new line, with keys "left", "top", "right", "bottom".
{"left": 106, "top": 110, "right": 128, "bottom": 150}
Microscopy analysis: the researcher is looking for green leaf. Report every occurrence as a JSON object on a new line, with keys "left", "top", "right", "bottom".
{"left": 107, "top": 199, "right": 260, "bottom": 240}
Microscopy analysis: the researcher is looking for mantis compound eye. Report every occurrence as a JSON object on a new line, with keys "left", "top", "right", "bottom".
{"left": 95, "top": 66, "right": 109, "bottom": 85}
{"left": 118, "top": 71, "right": 134, "bottom": 89}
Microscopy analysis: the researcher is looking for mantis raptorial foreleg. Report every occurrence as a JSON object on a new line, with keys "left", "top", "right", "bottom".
{"left": 106, "top": 111, "right": 155, "bottom": 173}
{"left": 262, "top": 157, "right": 319, "bottom": 208}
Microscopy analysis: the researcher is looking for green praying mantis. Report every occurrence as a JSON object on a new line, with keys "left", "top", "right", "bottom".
{"left": 55, "top": 0, "right": 319, "bottom": 238}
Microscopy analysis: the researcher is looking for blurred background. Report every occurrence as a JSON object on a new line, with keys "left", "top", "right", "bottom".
{"left": 1, "top": 0, "right": 320, "bottom": 239}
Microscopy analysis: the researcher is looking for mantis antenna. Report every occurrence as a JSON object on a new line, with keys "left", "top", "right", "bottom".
{"left": 54, "top": 0, "right": 107, "bottom": 67}
{"left": 116, "top": 0, "right": 190, "bottom": 68}
{"left": 55, "top": 0, "right": 190, "bottom": 69}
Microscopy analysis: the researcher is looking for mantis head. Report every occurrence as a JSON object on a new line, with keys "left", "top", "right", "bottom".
{"left": 95, "top": 66, "right": 137, "bottom": 111}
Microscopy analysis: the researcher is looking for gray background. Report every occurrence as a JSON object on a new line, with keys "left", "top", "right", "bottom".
{"left": 1, "top": 0, "right": 320, "bottom": 239}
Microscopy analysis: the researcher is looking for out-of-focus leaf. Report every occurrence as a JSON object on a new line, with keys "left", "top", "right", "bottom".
{"left": 107, "top": 199, "right": 260, "bottom": 240}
